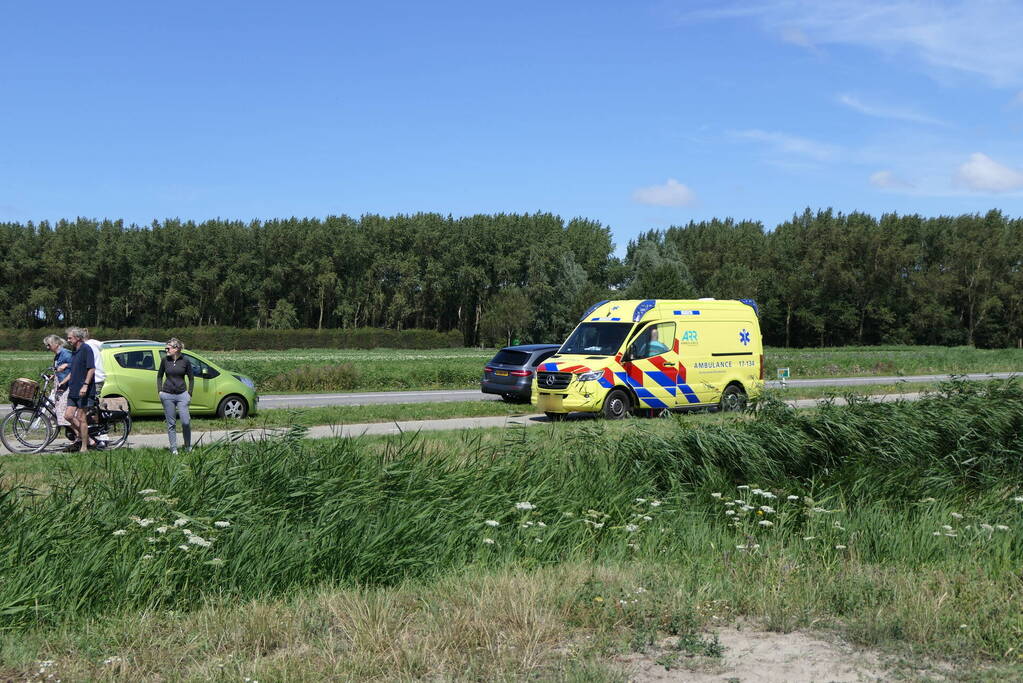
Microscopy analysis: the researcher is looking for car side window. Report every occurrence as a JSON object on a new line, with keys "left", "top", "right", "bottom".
{"left": 158, "top": 352, "right": 220, "bottom": 379}
{"left": 114, "top": 350, "right": 156, "bottom": 371}
{"left": 532, "top": 351, "right": 557, "bottom": 366}
{"left": 628, "top": 322, "right": 675, "bottom": 360}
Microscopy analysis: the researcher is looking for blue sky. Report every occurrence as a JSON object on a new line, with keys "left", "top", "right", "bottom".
{"left": 3, "top": 0, "right": 1023, "bottom": 250}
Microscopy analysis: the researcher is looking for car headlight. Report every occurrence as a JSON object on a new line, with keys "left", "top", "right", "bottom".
{"left": 576, "top": 370, "right": 602, "bottom": 382}
{"left": 233, "top": 374, "right": 256, "bottom": 390}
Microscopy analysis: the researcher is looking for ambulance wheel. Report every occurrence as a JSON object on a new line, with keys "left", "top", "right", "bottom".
{"left": 602, "top": 389, "right": 630, "bottom": 420}
{"left": 545, "top": 412, "right": 567, "bottom": 422}
{"left": 719, "top": 384, "right": 748, "bottom": 412}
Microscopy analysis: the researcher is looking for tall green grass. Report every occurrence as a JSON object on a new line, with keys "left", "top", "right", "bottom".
{"left": 2, "top": 380, "right": 1022, "bottom": 633}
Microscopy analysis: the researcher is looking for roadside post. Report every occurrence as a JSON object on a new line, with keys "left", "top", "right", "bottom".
{"left": 777, "top": 367, "right": 790, "bottom": 388}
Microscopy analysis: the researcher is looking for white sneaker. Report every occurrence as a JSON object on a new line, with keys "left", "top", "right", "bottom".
{"left": 171, "top": 448, "right": 179, "bottom": 455}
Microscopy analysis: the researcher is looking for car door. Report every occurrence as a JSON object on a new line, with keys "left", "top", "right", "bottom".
{"left": 175, "top": 352, "right": 220, "bottom": 413}
{"left": 109, "top": 349, "right": 161, "bottom": 412}
{"left": 622, "top": 321, "right": 685, "bottom": 409}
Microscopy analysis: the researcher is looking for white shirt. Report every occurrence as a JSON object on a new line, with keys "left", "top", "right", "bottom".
{"left": 85, "top": 338, "right": 106, "bottom": 382}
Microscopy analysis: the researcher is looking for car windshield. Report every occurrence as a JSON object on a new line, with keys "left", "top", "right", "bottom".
{"left": 559, "top": 323, "right": 634, "bottom": 356}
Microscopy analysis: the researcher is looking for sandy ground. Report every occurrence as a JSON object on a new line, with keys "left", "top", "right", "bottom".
{"left": 618, "top": 624, "right": 917, "bottom": 683}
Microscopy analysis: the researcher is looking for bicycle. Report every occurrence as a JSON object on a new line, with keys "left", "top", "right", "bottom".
{"left": 1, "top": 372, "right": 132, "bottom": 454}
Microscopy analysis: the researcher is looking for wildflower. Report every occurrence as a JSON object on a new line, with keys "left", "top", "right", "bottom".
{"left": 950, "top": 512, "right": 964, "bottom": 520}
{"left": 178, "top": 544, "right": 190, "bottom": 551}
{"left": 147, "top": 537, "right": 157, "bottom": 543}
{"left": 760, "top": 505, "right": 775, "bottom": 513}
{"left": 137, "top": 518, "right": 155, "bottom": 527}
{"left": 485, "top": 519, "right": 500, "bottom": 527}
{"left": 649, "top": 500, "right": 662, "bottom": 507}
{"left": 756, "top": 510, "right": 764, "bottom": 515}
{"left": 932, "top": 531, "right": 941, "bottom": 536}
{"left": 619, "top": 599, "right": 628, "bottom": 606}
{"left": 138, "top": 488, "right": 158, "bottom": 495}
{"left": 156, "top": 526, "right": 168, "bottom": 534}
{"left": 760, "top": 491, "right": 776, "bottom": 499}
{"left": 515, "top": 502, "right": 535, "bottom": 511}
{"left": 835, "top": 545, "right": 847, "bottom": 550}
{"left": 112, "top": 529, "right": 127, "bottom": 536}
{"left": 942, "top": 525, "right": 953, "bottom": 532}
{"left": 735, "top": 543, "right": 760, "bottom": 550}
{"left": 627, "top": 542, "right": 638, "bottom": 549}
{"left": 737, "top": 485, "right": 750, "bottom": 490}
{"left": 642, "top": 515, "right": 652, "bottom": 521}
{"left": 920, "top": 497, "right": 936, "bottom": 503}
{"left": 812, "top": 507, "right": 828, "bottom": 513}
{"left": 758, "top": 520, "right": 773, "bottom": 527}
{"left": 980, "top": 523, "right": 994, "bottom": 532}
{"left": 181, "top": 529, "right": 193, "bottom": 536}
{"left": 724, "top": 501, "right": 736, "bottom": 507}
{"left": 535, "top": 537, "right": 542, "bottom": 543}
{"left": 803, "top": 536, "right": 816, "bottom": 541}
{"left": 593, "top": 596, "right": 604, "bottom": 603}
{"left": 483, "top": 538, "right": 495, "bottom": 545}
{"left": 710, "top": 493, "right": 722, "bottom": 499}
{"left": 787, "top": 495, "right": 799, "bottom": 501}
{"left": 625, "top": 524, "right": 639, "bottom": 533}
{"left": 635, "top": 498, "right": 647, "bottom": 503}
{"left": 536, "top": 521, "right": 547, "bottom": 528}
{"left": 1013, "top": 496, "right": 1023, "bottom": 503}
{"left": 741, "top": 505, "right": 754, "bottom": 512}
{"left": 944, "top": 532, "right": 957, "bottom": 537}
{"left": 188, "top": 535, "right": 212, "bottom": 547}
{"left": 214, "top": 521, "right": 231, "bottom": 528}
{"left": 141, "top": 554, "right": 154, "bottom": 560}
{"left": 173, "top": 518, "right": 189, "bottom": 527}
{"left": 634, "top": 587, "right": 647, "bottom": 593}
{"left": 995, "top": 525, "right": 1010, "bottom": 531}
{"left": 563, "top": 511, "right": 575, "bottom": 517}
{"left": 725, "top": 510, "right": 736, "bottom": 516}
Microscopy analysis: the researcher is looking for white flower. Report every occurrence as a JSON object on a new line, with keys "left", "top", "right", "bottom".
{"left": 758, "top": 520, "right": 773, "bottom": 527}
{"left": 737, "top": 485, "right": 750, "bottom": 490}
{"left": 942, "top": 525, "right": 953, "bottom": 531}
{"left": 627, "top": 542, "right": 637, "bottom": 549}
{"left": 625, "top": 524, "right": 639, "bottom": 533}
{"left": 932, "top": 531, "right": 941, "bottom": 536}
{"left": 760, "top": 505, "right": 775, "bottom": 513}
{"left": 536, "top": 521, "right": 547, "bottom": 527}
{"left": 138, "top": 489, "right": 158, "bottom": 495}
{"left": 803, "top": 536, "right": 816, "bottom": 541}
{"left": 173, "top": 518, "right": 189, "bottom": 527}
{"left": 944, "top": 532, "right": 957, "bottom": 537}
{"left": 724, "top": 501, "right": 735, "bottom": 507}
{"left": 1013, "top": 496, "right": 1023, "bottom": 503}
{"left": 760, "top": 491, "right": 776, "bottom": 499}
{"left": 181, "top": 529, "right": 193, "bottom": 536}
{"left": 996, "top": 525, "right": 1010, "bottom": 531}
{"left": 591, "top": 522, "right": 605, "bottom": 529}
{"left": 649, "top": 500, "right": 662, "bottom": 507}
{"left": 736, "top": 543, "right": 759, "bottom": 550}
{"left": 147, "top": 537, "right": 157, "bottom": 543}
{"left": 725, "top": 510, "right": 736, "bottom": 516}
{"left": 835, "top": 545, "right": 847, "bottom": 550}
{"left": 642, "top": 515, "right": 652, "bottom": 521}
{"left": 141, "top": 554, "right": 154, "bottom": 560}
{"left": 950, "top": 512, "right": 964, "bottom": 519}
{"left": 787, "top": 495, "right": 799, "bottom": 501}
{"left": 515, "top": 501, "right": 535, "bottom": 511}
{"left": 112, "top": 529, "right": 127, "bottom": 536}
{"left": 483, "top": 538, "right": 495, "bottom": 545}
{"left": 741, "top": 505, "right": 754, "bottom": 512}
{"left": 635, "top": 498, "right": 647, "bottom": 503}
{"left": 156, "top": 526, "right": 169, "bottom": 534}
{"left": 137, "top": 518, "right": 154, "bottom": 527}
{"left": 535, "top": 538, "right": 542, "bottom": 543}
{"left": 188, "top": 535, "right": 212, "bottom": 547}
{"left": 563, "top": 511, "right": 575, "bottom": 517}
{"left": 214, "top": 521, "right": 231, "bottom": 528}
{"left": 710, "top": 493, "right": 722, "bottom": 499}
{"left": 980, "top": 523, "right": 994, "bottom": 532}
{"left": 178, "top": 545, "right": 190, "bottom": 551}
{"left": 484, "top": 520, "right": 500, "bottom": 527}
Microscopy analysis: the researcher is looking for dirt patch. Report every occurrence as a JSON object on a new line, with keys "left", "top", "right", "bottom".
{"left": 618, "top": 624, "right": 903, "bottom": 682}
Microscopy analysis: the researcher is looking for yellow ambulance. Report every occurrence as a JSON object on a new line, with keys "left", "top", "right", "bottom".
{"left": 533, "top": 299, "right": 764, "bottom": 419}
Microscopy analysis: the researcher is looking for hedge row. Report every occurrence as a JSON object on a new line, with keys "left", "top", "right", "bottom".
{"left": 0, "top": 327, "right": 464, "bottom": 351}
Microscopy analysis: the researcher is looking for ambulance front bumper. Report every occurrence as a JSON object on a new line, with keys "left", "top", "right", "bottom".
{"left": 534, "top": 385, "right": 602, "bottom": 414}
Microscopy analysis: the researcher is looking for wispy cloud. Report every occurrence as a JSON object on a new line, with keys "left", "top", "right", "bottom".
{"left": 955, "top": 153, "right": 1023, "bottom": 192}
{"left": 681, "top": 1, "right": 1023, "bottom": 87}
{"left": 631, "top": 179, "right": 698, "bottom": 207}
{"left": 731, "top": 129, "right": 841, "bottom": 162}
{"left": 837, "top": 93, "right": 945, "bottom": 126}
{"left": 869, "top": 170, "right": 914, "bottom": 190}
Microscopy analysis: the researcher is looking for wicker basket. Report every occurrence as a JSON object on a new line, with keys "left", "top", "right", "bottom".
{"left": 9, "top": 378, "right": 40, "bottom": 407}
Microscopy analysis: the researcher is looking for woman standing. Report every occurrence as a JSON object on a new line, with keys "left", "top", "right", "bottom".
{"left": 156, "top": 338, "right": 194, "bottom": 454}
{"left": 44, "top": 334, "right": 72, "bottom": 429}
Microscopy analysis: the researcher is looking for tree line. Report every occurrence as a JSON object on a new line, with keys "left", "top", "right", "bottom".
{"left": 1, "top": 208, "right": 1020, "bottom": 348}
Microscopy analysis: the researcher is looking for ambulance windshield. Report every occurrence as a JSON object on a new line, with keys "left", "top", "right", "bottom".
{"left": 559, "top": 323, "right": 634, "bottom": 356}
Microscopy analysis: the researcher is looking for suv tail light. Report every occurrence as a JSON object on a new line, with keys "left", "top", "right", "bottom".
{"left": 510, "top": 369, "right": 532, "bottom": 377}
{"left": 484, "top": 366, "right": 494, "bottom": 373}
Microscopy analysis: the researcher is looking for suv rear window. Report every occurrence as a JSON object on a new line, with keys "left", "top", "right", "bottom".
{"left": 490, "top": 350, "right": 530, "bottom": 366}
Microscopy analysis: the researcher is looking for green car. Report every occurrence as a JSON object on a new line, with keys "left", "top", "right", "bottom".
{"left": 99, "top": 341, "right": 257, "bottom": 418}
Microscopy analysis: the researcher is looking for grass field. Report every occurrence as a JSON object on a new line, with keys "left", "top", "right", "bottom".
{"left": 1, "top": 381, "right": 1021, "bottom": 679}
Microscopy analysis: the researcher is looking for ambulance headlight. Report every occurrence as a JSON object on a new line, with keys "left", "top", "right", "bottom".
{"left": 576, "top": 370, "right": 602, "bottom": 382}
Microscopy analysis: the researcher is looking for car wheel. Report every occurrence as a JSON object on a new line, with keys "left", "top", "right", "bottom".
{"left": 601, "top": 389, "right": 630, "bottom": 420}
{"left": 217, "top": 395, "right": 249, "bottom": 419}
{"left": 719, "top": 384, "right": 747, "bottom": 412}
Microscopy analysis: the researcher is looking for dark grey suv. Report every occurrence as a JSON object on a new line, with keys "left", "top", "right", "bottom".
{"left": 481, "top": 344, "right": 561, "bottom": 402}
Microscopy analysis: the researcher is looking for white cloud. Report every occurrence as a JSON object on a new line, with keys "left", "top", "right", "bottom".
{"left": 955, "top": 153, "right": 1023, "bottom": 192}
{"left": 869, "top": 170, "right": 914, "bottom": 189}
{"left": 683, "top": 1, "right": 1023, "bottom": 87}
{"left": 731, "top": 129, "right": 841, "bottom": 162}
{"left": 631, "top": 179, "right": 697, "bottom": 207}
{"left": 837, "top": 93, "right": 945, "bottom": 126}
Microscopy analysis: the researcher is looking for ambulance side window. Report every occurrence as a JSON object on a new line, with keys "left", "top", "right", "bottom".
{"left": 627, "top": 322, "right": 675, "bottom": 360}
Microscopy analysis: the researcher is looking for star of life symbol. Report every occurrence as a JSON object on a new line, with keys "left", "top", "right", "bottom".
{"left": 739, "top": 329, "right": 751, "bottom": 346}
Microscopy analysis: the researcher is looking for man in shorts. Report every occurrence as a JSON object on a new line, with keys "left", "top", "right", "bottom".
{"left": 83, "top": 328, "right": 105, "bottom": 397}
{"left": 64, "top": 327, "right": 96, "bottom": 452}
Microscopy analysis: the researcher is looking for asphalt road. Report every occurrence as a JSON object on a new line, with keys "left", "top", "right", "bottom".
{"left": 255, "top": 372, "right": 1018, "bottom": 409}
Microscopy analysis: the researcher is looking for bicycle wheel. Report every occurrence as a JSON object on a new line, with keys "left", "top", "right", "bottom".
{"left": 97, "top": 413, "right": 132, "bottom": 450}
{"left": 1, "top": 407, "right": 55, "bottom": 454}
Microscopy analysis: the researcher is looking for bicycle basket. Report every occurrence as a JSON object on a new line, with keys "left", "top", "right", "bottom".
{"left": 9, "top": 378, "right": 40, "bottom": 407}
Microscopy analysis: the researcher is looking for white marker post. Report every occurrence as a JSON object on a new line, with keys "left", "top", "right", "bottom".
{"left": 777, "top": 367, "right": 790, "bottom": 388}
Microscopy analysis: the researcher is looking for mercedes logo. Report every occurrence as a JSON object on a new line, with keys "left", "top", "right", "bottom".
{"left": 545, "top": 375, "right": 555, "bottom": 386}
